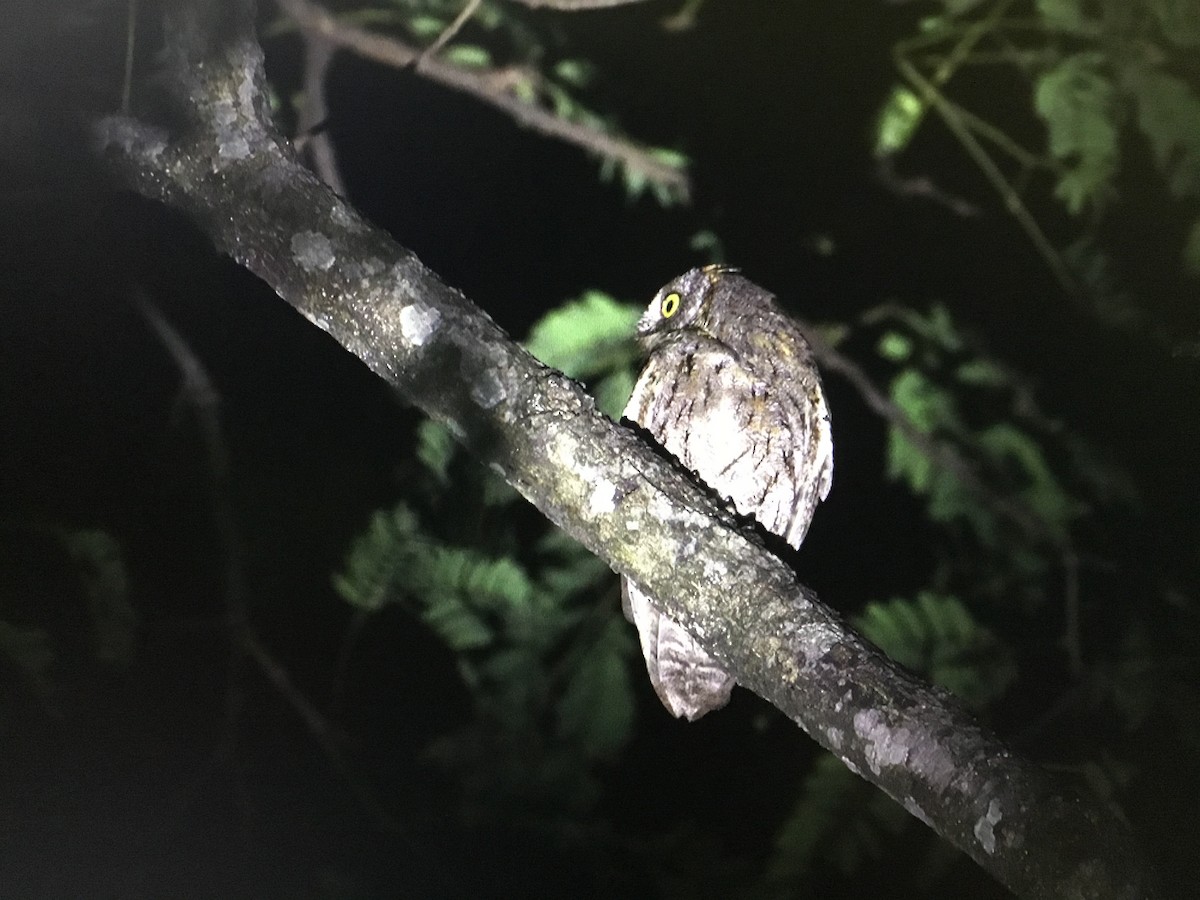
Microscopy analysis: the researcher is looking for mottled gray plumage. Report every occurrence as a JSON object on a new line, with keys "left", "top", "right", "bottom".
{"left": 621, "top": 265, "right": 833, "bottom": 720}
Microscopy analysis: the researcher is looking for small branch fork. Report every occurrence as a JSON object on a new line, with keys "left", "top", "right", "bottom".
{"left": 274, "top": 0, "right": 689, "bottom": 200}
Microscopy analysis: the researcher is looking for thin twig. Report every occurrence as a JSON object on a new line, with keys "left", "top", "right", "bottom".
{"left": 274, "top": 0, "right": 689, "bottom": 200}
{"left": 134, "top": 288, "right": 405, "bottom": 836}
{"left": 507, "top": 0, "right": 650, "bottom": 8}
{"left": 891, "top": 2, "right": 1079, "bottom": 296}
{"left": 121, "top": 0, "right": 138, "bottom": 114}
{"left": 296, "top": 32, "right": 348, "bottom": 195}
{"left": 876, "top": 154, "right": 981, "bottom": 217}
{"left": 416, "top": 0, "right": 484, "bottom": 67}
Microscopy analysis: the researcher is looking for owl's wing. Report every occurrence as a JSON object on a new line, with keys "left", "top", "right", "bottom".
{"left": 627, "top": 335, "right": 831, "bottom": 548}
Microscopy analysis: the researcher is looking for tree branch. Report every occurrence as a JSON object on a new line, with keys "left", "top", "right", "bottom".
{"left": 273, "top": 0, "right": 690, "bottom": 202}
{"left": 507, "top": 0, "right": 651, "bottom": 9}
{"left": 92, "top": 2, "right": 1156, "bottom": 896}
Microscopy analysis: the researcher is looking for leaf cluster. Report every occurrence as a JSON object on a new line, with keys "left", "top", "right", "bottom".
{"left": 879, "top": 0, "right": 1200, "bottom": 343}
{"left": 0, "top": 524, "right": 136, "bottom": 700}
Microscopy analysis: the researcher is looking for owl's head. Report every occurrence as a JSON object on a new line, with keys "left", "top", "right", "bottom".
{"left": 635, "top": 265, "right": 739, "bottom": 345}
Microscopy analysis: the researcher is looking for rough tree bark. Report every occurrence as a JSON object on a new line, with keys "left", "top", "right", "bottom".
{"left": 92, "top": 1, "right": 1158, "bottom": 896}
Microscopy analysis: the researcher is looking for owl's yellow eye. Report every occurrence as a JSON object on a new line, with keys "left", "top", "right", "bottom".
{"left": 661, "top": 292, "right": 682, "bottom": 318}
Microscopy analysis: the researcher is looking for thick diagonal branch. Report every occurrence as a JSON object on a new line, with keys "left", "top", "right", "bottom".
{"left": 91, "top": 2, "right": 1155, "bottom": 897}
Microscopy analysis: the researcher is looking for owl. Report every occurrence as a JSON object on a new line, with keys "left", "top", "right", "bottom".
{"left": 621, "top": 265, "right": 834, "bottom": 720}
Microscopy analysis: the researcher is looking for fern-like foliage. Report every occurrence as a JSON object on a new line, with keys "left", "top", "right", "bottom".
{"left": 524, "top": 290, "right": 643, "bottom": 418}
{"left": 879, "top": 0, "right": 1200, "bottom": 346}
{"left": 758, "top": 753, "right": 912, "bottom": 897}
{"left": 871, "top": 302, "right": 1112, "bottom": 571}
{"left": 0, "top": 524, "right": 136, "bottom": 699}
{"left": 855, "top": 592, "right": 1016, "bottom": 708}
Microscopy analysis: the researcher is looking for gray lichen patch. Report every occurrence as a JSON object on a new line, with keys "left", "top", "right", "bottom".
{"left": 95, "top": 117, "right": 168, "bottom": 161}
{"left": 586, "top": 479, "right": 618, "bottom": 518}
{"left": 973, "top": 798, "right": 1003, "bottom": 854}
{"left": 469, "top": 367, "right": 507, "bottom": 409}
{"left": 854, "top": 708, "right": 912, "bottom": 775}
{"left": 330, "top": 203, "right": 367, "bottom": 231}
{"left": 291, "top": 231, "right": 336, "bottom": 272}
{"left": 218, "top": 134, "right": 251, "bottom": 161}
{"left": 825, "top": 726, "right": 844, "bottom": 750}
{"left": 213, "top": 94, "right": 252, "bottom": 162}
{"left": 398, "top": 304, "right": 441, "bottom": 347}
{"left": 347, "top": 256, "right": 385, "bottom": 283}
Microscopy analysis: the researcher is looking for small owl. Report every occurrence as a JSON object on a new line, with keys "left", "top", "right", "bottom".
{"left": 621, "top": 265, "right": 833, "bottom": 720}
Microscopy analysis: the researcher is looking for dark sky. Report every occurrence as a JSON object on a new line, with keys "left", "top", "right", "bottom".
{"left": 1, "top": 1, "right": 1197, "bottom": 897}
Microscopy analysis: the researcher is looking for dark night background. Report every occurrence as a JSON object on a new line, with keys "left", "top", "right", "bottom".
{"left": 2, "top": 1, "right": 1197, "bottom": 897}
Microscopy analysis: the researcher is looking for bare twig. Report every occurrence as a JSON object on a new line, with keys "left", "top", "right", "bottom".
{"left": 121, "top": 0, "right": 138, "bottom": 115}
{"left": 274, "top": 0, "right": 690, "bottom": 200}
{"left": 296, "top": 32, "right": 347, "bottom": 195}
{"left": 891, "top": 2, "right": 1079, "bottom": 296}
{"left": 134, "top": 289, "right": 403, "bottom": 835}
{"left": 875, "top": 154, "right": 981, "bottom": 217}
{"left": 507, "top": 0, "right": 651, "bottom": 9}
{"left": 416, "top": 0, "right": 483, "bottom": 66}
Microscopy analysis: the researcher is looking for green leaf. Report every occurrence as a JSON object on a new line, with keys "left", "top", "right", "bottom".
{"left": 416, "top": 418, "right": 456, "bottom": 483}
{"left": 647, "top": 146, "right": 690, "bottom": 169}
{"left": 553, "top": 59, "right": 594, "bottom": 88}
{"left": 874, "top": 85, "right": 926, "bottom": 158}
{"left": 622, "top": 165, "right": 648, "bottom": 200}
{"left": 443, "top": 44, "right": 492, "bottom": 68}
{"left": 689, "top": 229, "right": 727, "bottom": 262}
{"left": 1123, "top": 64, "right": 1200, "bottom": 199}
{"left": 556, "top": 618, "right": 635, "bottom": 758}
{"left": 1035, "top": 53, "right": 1118, "bottom": 214}
{"left": 524, "top": 291, "right": 641, "bottom": 380}
{"left": 422, "top": 598, "right": 493, "bottom": 650}
{"left": 977, "top": 423, "right": 1081, "bottom": 538}
{"left": 954, "top": 358, "right": 1007, "bottom": 387}
{"left": 1035, "top": 0, "right": 1086, "bottom": 31}
{"left": 854, "top": 593, "right": 1016, "bottom": 707}
{"left": 939, "top": 0, "right": 986, "bottom": 15}
{"left": 1147, "top": 0, "right": 1200, "bottom": 47}
{"left": 406, "top": 15, "right": 447, "bottom": 38}
{"left": 877, "top": 330, "right": 913, "bottom": 362}
{"left": 889, "top": 368, "right": 962, "bottom": 440}
{"left": 333, "top": 505, "right": 420, "bottom": 610}
{"left": 592, "top": 368, "right": 637, "bottom": 420}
